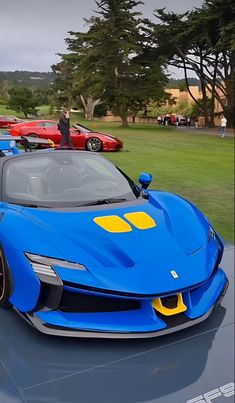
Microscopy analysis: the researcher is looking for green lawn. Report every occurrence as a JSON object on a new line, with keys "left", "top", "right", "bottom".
{"left": 0, "top": 110, "right": 234, "bottom": 241}
{"left": 0, "top": 104, "right": 50, "bottom": 118}
{"left": 0, "top": 104, "right": 23, "bottom": 117}
{"left": 80, "top": 120, "right": 234, "bottom": 242}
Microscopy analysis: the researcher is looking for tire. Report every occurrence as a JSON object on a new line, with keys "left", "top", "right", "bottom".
{"left": 86, "top": 137, "right": 102, "bottom": 152}
{"left": 26, "top": 133, "right": 40, "bottom": 149}
{"left": 0, "top": 250, "right": 12, "bottom": 308}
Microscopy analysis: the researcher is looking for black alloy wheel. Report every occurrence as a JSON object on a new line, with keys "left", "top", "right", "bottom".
{"left": 86, "top": 137, "right": 102, "bottom": 152}
{"left": 26, "top": 133, "right": 40, "bottom": 149}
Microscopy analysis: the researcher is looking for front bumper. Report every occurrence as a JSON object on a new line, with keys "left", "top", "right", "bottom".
{"left": 102, "top": 141, "right": 123, "bottom": 151}
{"left": 21, "top": 268, "right": 228, "bottom": 338}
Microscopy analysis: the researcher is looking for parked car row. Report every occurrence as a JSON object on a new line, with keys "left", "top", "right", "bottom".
{"left": 175, "top": 116, "right": 187, "bottom": 126}
{"left": 7, "top": 119, "right": 123, "bottom": 152}
{"left": 157, "top": 115, "right": 187, "bottom": 126}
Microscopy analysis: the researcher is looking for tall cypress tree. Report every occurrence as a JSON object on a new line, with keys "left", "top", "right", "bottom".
{"left": 54, "top": 0, "right": 168, "bottom": 125}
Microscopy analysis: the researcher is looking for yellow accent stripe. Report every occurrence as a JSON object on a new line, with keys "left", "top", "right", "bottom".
{"left": 152, "top": 293, "right": 187, "bottom": 316}
{"left": 124, "top": 212, "right": 156, "bottom": 229}
{"left": 93, "top": 215, "right": 132, "bottom": 233}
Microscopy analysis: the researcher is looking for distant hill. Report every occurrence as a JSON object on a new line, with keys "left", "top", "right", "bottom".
{"left": 0, "top": 71, "right": 200, "bottom": 91}
{"left": 166, "top": 78, "right": 200, "bottom": 89}
{"left": 0, "top": 71, "right": 55, "bottom": 89}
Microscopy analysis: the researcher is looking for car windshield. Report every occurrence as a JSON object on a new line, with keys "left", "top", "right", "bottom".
{"left": 3, "top": 152, "right": 140, "bottom": 208}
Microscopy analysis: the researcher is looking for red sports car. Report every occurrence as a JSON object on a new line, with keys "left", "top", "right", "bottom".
{"left": 0, "top": 115, "right": 23, "bottom": 128}
{"left": 8, "top": 119, "right": 57, "bottom": 135}
{"left": 9, "top": 120, "right": 123, "bottom": 152}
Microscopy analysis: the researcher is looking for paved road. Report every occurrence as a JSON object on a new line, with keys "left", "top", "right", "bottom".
{"left": 176, "top": 126, "right": 234, "bottom": 137}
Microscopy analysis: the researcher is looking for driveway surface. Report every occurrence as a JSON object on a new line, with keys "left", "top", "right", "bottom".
{"left": 0, "top": 244, "right": 234, "bottom": 403}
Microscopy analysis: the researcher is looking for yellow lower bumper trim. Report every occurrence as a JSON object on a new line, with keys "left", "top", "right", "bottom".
{"left": 152, "top": 293, "right": 187, "bottom": 316}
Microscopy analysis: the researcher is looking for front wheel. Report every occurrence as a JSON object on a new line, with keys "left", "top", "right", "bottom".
{"left": 0, "top": 250, "right": 12, "bottom": 308}
{"left": 86, "top": 137, "right": 102, "bottom": 152}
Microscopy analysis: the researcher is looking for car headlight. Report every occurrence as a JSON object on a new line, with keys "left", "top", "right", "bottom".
{"left": 25, "top": 252, "right": 86, "bottom": 278}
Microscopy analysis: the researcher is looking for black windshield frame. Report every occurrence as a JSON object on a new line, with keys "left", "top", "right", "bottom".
{"left": 72, "top": 123, "right": 93, "bottom": 133}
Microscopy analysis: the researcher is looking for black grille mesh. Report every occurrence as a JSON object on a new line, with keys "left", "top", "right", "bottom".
{"left": 59, "top": 290, "right": 141, "bottom": 313}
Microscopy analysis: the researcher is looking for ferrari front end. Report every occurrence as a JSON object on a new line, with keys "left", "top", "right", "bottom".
{"left": 99, "top": 135, "right": 123, "bottom": 151}
{"left": 25, "top": 272, "right": 228, "bottom": 339}
{"left": 17, "top": 229, "right": 228, "bottom": 338}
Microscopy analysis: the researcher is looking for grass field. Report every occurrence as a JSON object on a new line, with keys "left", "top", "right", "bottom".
{"left": 0, "top": 110, "right": 234, "bottom": 241}
{"left": 0, "top": 104, "right": 50, "bottom": 118}
{"left": 81, "top": 120, "right": 234, "bottom": 242}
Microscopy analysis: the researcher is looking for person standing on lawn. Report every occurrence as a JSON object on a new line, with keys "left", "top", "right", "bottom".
{"left": 220, "top": 115, "right": 227, "bottom": 138}
{"left": 58, "top": 109, "right": 74, "bottom": 148}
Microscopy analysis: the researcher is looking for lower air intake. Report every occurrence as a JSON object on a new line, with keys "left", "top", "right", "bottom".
{"left": 59, "top": 290, "right": 141, "bottom": 313}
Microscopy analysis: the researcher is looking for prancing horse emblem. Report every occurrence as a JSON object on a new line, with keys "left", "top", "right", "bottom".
{"left": 171, "top": 270, "right": 179, "bottom": 279}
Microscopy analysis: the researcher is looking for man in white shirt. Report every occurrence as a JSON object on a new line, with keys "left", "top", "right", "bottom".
{"left": 220, "top": 115, "right": 227, "bottom": 138}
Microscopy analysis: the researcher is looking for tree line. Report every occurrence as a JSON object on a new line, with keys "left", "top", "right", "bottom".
{"left": 0, "top": 72, "right": 55, "bottom": 118}
{"left": 51, "top": 0, "right": 234, "bottom": 127}
{"left": 0, "top": 71, "right": 54, "bottom": 89}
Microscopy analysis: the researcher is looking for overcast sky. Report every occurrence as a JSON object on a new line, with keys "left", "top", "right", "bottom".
{"left": 0, "top": 0, "right": 203, "bottom": 77}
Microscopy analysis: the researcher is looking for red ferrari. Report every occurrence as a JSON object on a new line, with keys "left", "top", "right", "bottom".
{"left": 9, "top": 120, "right": 123, "bottom": 152}
{"left": 9, "top": 120, "right": 60, "bottom": 135}
{"left": 0, "top": 115, "right": 23, "bottom": 128}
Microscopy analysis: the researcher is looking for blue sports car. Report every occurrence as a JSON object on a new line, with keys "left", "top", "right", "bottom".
{"left": 0, "top": 137, "right": 228, "bottom": 338}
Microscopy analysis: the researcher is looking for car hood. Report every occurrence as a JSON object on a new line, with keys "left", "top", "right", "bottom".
{"left": 87, "top": 131, "right": 121, "bottom": 142}
{"left": 6, "top": 191, "right": 216, "bottom": 295}
{"left": 98, "top": 132, "right": 121, "bottom": 141}
{"left": 71, "top": 126, "right": 120, "bottom": 141}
